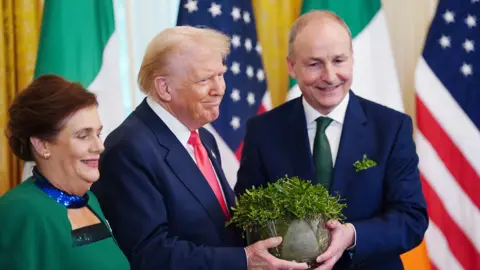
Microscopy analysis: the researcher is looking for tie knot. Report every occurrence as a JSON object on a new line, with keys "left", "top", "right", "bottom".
{"left": 316, "top": 117, "right": 333, "bottom": 133}
{"left": 188, "top": 131, "right": 201, "bottom": 146}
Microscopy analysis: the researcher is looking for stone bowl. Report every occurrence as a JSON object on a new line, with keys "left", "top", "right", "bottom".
{"left": 246, "top": 215, "right": 331, "bottom": 268}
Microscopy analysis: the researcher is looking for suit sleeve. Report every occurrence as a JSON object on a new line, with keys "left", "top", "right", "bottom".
{"left": 235, "top": 119, "right": 269, "bottom": 196}
{"left": 93, "top": 142, "right": 247, "bottom": 270}
{"left": 351, "top": 115, "right": 429, "bottom": 264}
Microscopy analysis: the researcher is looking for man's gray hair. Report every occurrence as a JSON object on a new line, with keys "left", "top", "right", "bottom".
{"left": 288, "top": 10, "right": 352, "bottom": 58}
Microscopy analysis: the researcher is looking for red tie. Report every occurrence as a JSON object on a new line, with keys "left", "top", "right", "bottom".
{"left": 188, "top": 131, "right": 229, "bottom": 218}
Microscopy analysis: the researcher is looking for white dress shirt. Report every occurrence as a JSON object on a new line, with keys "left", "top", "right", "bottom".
{"left": 146, "top": 96, "right": 228, "bottom": 206}
{"left": 302, "top": 93, "right": 357, "bottom": 250}
{"left": 303, "top": 92, "right": 350, "bottom": 166}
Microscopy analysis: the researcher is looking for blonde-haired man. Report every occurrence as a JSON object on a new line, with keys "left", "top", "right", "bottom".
{"left": 92, "top": 26, "right": 308, "bottom": 270}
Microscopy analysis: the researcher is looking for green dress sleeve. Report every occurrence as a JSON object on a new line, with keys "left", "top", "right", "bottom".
{"left": 0, "top": 191, "right": 67, "bottom": 270}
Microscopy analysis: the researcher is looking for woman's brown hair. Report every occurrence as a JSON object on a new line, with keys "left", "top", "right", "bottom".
{"left": 6, "top": 74, "right": 98, "bottom": 161}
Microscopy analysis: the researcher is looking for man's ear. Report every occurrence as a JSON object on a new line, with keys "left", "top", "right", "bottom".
{"left": 153, "top": 76, "right": 172, "bottom": 102}
{"left": 286, "top": 56, "right": 296, "bottom": 79}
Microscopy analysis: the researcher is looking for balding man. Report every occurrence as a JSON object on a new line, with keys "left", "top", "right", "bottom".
{"left": 92, "top": 26, "right": 308, "bottom": 270}
{"left": 235, "top": 10, "right": 428, "bottom": 270}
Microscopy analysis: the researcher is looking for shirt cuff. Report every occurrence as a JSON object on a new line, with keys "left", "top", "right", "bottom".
{"left": 346, "top": 223, "right": 357, "bottom": 250}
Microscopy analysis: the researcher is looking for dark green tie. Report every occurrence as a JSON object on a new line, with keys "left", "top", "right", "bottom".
{"left": 313, "top": 117, "right": 333, "bottom": 190}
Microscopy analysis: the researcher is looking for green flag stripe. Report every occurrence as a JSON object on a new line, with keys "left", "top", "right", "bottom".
{"left": 35, "top": 0, "right": 115, "bottom": 87}
{"left": 301, "top": 0, "right": 381, "bottom": 39}
{"left": 289, "top": 77, "right": 296, "bottom": 89}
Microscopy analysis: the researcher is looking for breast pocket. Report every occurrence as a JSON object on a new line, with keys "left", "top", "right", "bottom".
{"left": 344, "top": 165, "right": 385, "bottom": 219}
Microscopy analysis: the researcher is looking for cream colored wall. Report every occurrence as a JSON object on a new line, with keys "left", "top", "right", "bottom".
{"left": 381, "top": 0, "right": 439, "bottom": 123}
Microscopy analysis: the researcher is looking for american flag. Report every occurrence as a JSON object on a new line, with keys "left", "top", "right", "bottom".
{"left": 415, "top": 0, "right": 480, "bottom": 269}
{"left": 177, "top": 0, "right": 270, "bottom": 187}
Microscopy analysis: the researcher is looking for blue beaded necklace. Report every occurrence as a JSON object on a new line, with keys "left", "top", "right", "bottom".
{"left": 33, "top": 167, "right": 89, "bottom": 209}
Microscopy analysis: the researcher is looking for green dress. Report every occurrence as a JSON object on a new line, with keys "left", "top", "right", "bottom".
{"left": 0, "top": 178, "right": 130, "bottom": 270}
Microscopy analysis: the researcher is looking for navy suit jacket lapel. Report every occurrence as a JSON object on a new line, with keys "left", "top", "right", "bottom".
{"left": 134, "top": 100, "right": 230, "bottom": 239}
{"left": 330, "top": 92, "right": 368, "bottom": 197}
{"left": 286, "top": 98, "right": 317, "bottom": 184}
{"left": 285, "top": 93, "right": 367, "bottom": 197}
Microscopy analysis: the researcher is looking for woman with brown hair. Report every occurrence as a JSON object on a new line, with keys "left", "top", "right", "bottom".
{"left": 0, "top": 74, "right": 130, "bottom": 270}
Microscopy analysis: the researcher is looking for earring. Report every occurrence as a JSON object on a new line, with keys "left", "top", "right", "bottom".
{"left": 43, "top": 152, "right": 51, "bottom": 159}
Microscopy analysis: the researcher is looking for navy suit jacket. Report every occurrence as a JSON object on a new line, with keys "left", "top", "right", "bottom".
{"left": 92, "top": 99, "right": 246, "bottom": 270}
{"left": 235, "top": 92, "right": 428, "bottom": 270}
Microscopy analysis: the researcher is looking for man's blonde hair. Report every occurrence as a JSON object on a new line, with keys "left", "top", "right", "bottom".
{"left": 288, "top": 10, "right": 352, "bottom": 58}
{"left": 137, "top": 26, "right": 231, "bottom": 94}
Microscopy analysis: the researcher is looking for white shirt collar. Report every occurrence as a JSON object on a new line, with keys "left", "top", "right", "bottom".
{"left": 303, "top": 92, "right": 350, "bottom": 125}
{"left": 146, "top": 96, "right": 192, "bottom": 147}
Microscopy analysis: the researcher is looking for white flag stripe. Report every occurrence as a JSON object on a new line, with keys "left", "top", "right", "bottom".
{"left": 261, "top": 91, "right": 272, "bottom": 111}
{"left": 88, "top": 32, "right": 124, "bottom": 138}
{"left": 416, "top": 58, "right": 480, "bottom": 175}
{"left": 348, "top": 10, "right": 403, "bottom": 112}
{"left": 417, "top": 131, "right": 480, "bottom": 251}
{"left": 425, "top": 221, "right": 464, "bottom": 270}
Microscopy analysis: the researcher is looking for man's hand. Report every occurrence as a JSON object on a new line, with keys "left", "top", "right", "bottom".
{"left": 314, "top": 220, "right": 355, "bottom": 270}
{"left": 246, "top": 236, "right": 309, "bottom": 270}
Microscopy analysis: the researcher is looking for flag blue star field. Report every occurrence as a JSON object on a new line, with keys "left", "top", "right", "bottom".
{"left": 422, "top": 0, "right": 479, "bottom": 126}
{"left": 177, "top": 0, "right": 270, "bottom": 186}
{"left": 415, "top": 0, "right": 480, "bottom": 269}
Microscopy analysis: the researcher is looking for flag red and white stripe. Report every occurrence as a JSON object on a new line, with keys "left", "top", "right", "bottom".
{"left": 416, "top": 59, "right": 480, "bottom": 270}
{"left": 415, "top": 1, "right": 480, "bottom": 268}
